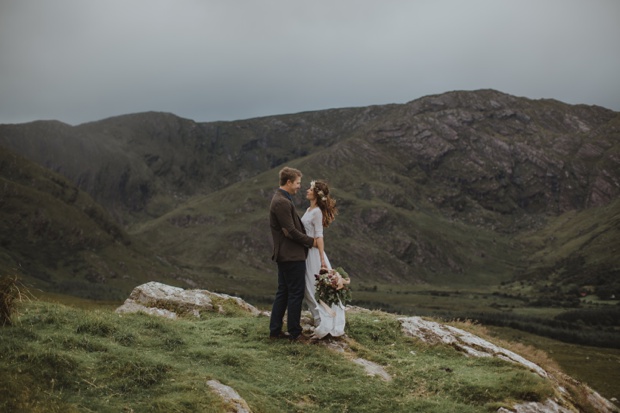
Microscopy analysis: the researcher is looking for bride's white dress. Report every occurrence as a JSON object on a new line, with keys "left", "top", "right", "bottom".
{"left": 302, "top": 207, "right": 346, "bottom": 338}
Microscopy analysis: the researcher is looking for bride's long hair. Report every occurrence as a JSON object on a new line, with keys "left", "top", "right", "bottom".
{"left": 311, "top": 180, "right": 338, "bottom": 228}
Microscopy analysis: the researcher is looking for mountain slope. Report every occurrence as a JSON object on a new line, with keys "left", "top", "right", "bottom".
{"left": 2, "top": 90, "right": 616, "bottom": 229}
{"left": 130, "top": 150, "right": 519, "bottom": 300}
{"left": 0, "top": 146, "right": 187, "bottom": 299}
{"left": 0, "top": 89, "right": 618, "bottom": 303}
{"left": 361, "top": 90, "right": 618, "bottom": 225}
{"left": 513, "top": 198, "right": 620, "bottom": 298}
{"left": 0, "top": 106, "right": 395, "bottom": 224}
{"left": 129, "top": 90, "right": 620, "bottom": 300}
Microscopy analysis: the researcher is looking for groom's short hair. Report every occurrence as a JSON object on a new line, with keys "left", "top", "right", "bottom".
{"left": 279, "top": 166, "right": 302, "bottom": 186}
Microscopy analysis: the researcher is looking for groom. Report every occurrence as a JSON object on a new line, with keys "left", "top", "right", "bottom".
{"left": 269, "top": 166, "right": 316, "bottom": 342}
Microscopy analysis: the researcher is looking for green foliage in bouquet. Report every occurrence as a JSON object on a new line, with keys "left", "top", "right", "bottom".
{"left": 314, "top": 267, "right": 352, "bottom": 307}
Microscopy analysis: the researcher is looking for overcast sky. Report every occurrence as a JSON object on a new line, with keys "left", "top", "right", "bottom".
{"left": 1, "top": 0, "right": 619, "bottom": 125}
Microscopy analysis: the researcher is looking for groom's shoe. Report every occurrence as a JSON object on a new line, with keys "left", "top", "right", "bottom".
{"left": 269, "top": 331, "right": 291, "bottom": 340}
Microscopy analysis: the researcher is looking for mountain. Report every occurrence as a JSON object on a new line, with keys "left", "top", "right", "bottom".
{"left": 515, "top": 197, "right": 620, "bottom": 299}
{"left": 0, "top": 89, "right": 618, "bottom": 304}
{"left": 0, "top": 146, "right": 187, "bottom": 299}
{"left": 0, "top": 107, "right": 395, "bottom": 224}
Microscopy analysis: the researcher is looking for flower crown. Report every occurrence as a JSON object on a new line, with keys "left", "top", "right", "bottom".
{"left": 310, "top": 180, "right": 327, "bottom": 201}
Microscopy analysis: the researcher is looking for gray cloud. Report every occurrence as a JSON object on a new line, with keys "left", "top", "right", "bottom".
{"left": 1, "top": 0, "right": 619, "bottom": 125}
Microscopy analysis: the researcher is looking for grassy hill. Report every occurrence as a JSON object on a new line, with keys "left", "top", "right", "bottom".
{"left": 1, "top": 294, "right": 616, "bottom": 413}
{"left": 513, "top": 198, "right": 620, "bottom": 298}
{"left": 0, "top": 146, "right": 190, "bottom": 300}
{"left": 129, "top": 155, "right": 520, "bottom": 301}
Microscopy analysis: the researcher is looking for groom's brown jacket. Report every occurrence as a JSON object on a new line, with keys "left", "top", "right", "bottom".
{"left": 270, "top": 189, "right": 314, "bottom": 262}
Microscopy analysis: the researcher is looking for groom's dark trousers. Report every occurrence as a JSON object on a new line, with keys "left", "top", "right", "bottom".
{"left": 269, "top": 261, "right": 306, "bottom": 339}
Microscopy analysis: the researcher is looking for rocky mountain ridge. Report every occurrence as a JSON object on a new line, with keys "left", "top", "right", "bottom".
{"left": 0, "top": 89, "right": 618, "bottom": 301}
{"left": 1, "top": 90, "right": 617, "bottom": 228}
{"left": 0, "top": 105, "right": 395, "bottom": 224}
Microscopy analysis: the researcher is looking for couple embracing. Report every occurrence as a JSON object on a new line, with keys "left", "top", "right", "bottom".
{"left": 268, "top": 166, "right": 344, "bottom": 342}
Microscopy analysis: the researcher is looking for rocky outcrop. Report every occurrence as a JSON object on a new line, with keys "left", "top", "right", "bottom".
{"left": 351, "top": 357, "right": 392, "bottom": 382}
{"left": 497, "top": 399, "right": 571, "bottom": 413}
{"left": 317, "top": 331, "right": 393, "bottom": 382}
{"left": 372, "top": 91, "right": 620, "bottom": 219}
{"left": 399, "top": 316, "right": 548, "bottom": 377}
{"left": 115, "top": 300, "right": 179, "bottom": 319}
{"left": 206, "top": 380, "right": 252, "bottom": 413}
{"left": 497, "top": 395, "right": 618, "bottom": 413}
{"left": 115, "top": 281, "right": 265, "bottom": 318}
{"left": 399, "top": 316, "right": 618, "bottom": 413}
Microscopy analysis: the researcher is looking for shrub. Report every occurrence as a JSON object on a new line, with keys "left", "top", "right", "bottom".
{"left": 0, "top": 275, "right": 29, "bottom": 326}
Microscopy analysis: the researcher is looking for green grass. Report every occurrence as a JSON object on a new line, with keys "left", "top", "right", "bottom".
{"left": 1, "top": 299, "right": 561, "bottom": 413}
{"left": 487, "top": 326, "right": 620, "bottom": 403}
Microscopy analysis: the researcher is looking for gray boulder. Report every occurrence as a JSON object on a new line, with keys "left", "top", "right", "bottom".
{"left": 116, "top": 281, "right": 265, "bottom": 319}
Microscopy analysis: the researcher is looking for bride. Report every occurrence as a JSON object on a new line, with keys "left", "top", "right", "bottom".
{"left": 301, "top": 180, "right": 345, "bottom": 339}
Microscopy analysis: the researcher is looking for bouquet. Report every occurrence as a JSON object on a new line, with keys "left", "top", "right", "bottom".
{"left": 314, "top": 267, "right": 352, "bottom": 308}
